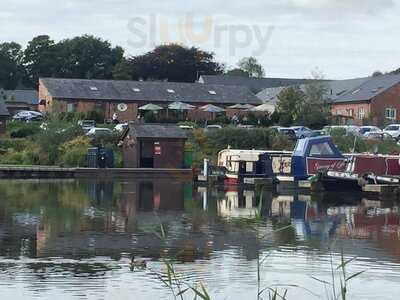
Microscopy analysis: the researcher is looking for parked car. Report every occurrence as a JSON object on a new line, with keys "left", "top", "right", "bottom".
{"left": 358, "top": 126, "right": 382, "bottom": 136}
{"left": 114, "top": 123, "right": 128, "bottom": 132}
{"left": 13, "top": 110, "right": 43, "bottom": 122}
{"left": 310, "top": 130, "right": 325, "bottom": 137}
{"left": 364, "top": 131, "right": 395, "bottom": 141}
{"left": 86, "top": 127, "right": 113, "bottom": 137}
{"left": 383, "top": 124, "right": 400, "bottom": 140}
{"left": 178, "top": 125, "right": 195, "bottom": 130}
{"left": 271, "top": 126, "right": 297, "bottom": 140}
{"left": 78, "top": 120, "right": 96, "bottom": 133}
{"left": 323, "top": 125, "right": 359, "bottom": 136}
{"left": 237, "top": 124, "right": 255, "bottom": 129}
{"left": 205, "top": 125, "right": 222, "bottom": 132}
{"left": 291, "top": 126, "right": 314, "bottom": 139}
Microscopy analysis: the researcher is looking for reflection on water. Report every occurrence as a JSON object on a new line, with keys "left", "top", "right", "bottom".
{"left": 0, "top": 179, "right": 399, "bottom": 299}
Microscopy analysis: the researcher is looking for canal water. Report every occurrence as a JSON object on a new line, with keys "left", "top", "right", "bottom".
{"left": 0, "top": 179, "right": 399, "bottom": 299}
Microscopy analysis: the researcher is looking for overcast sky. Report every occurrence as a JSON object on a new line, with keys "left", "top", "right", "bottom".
{"left": 2, "top": 0, "right": 399, "bottom": 79}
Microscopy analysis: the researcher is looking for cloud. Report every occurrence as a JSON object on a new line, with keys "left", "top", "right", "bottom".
{"left": 0, "top": 0, "right": 399, "bottom": 79}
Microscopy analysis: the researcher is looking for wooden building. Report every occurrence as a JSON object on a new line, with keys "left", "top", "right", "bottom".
{"left": 0, "top": 100, "right": 10, "bottom": 135}
{"left": 121, "top": 123, "right": 188, "bottom": 169}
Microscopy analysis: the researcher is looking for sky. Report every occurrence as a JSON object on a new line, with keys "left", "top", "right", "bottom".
{"left": 1, "top": 0, "right": 400, "bottom": 80}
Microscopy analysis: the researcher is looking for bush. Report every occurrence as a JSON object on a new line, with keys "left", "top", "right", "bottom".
{"left": 9, "top": 123, "right": 41, "bottom": 138}
{"left": 59, "top": 136, "right": 92, "bottom": 167}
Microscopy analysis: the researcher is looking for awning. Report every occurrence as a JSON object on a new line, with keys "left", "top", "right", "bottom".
{"left": 228, "top": 104, "right": 255, "bottom": 109}
{"left": 250, "top": 103, "right": 276, "bottom": 113}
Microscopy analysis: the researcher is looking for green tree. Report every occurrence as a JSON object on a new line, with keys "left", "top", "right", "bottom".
{"left": 225, "top": 68, "right": 250, "bottom": 77}
{"left": 372, "top": 70, "right": 383, "bottom": 77}
{"left": 276, "top": 86, "right": 304, "bottom": 126}
{"left": 23, "top": 35, "right": 58, "bottom": 88}
{"left": 112, "top": 59, "right": 132, "bottom": 80}
{"left": 0, "top": 42, "right": 23, "bottom": 89}
{"left": 237, "top": 57, "right": 265, "bottom": 78}
{"left": 127, "top": 44, "right": 224, "bottom": 82}
{"left": 56, "top": 35, "right": 124, "bottom": 79}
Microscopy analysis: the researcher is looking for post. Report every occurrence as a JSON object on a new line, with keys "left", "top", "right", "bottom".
{"left": 203, "top": 158, "right": 209, "bottom": 179}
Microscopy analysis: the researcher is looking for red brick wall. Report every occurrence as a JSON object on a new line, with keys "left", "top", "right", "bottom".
{"left": 331, "top": 102, "right": 370, "bottom": 125}
{"left": 370, "top": 82, "right": 400, "bottom": 126}
{"left": 38, "top": 79, "right": 53, "bottom": 113}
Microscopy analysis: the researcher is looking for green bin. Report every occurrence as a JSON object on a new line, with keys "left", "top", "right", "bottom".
{"left": 184, "top": 150, "right": 193, "bottom": 168}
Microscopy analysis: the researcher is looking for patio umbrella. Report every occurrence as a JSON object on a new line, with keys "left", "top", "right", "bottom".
{"left": 138, "top": 103, "right": 163, "bottom": 111}
{"left": 200, "top": 104, "right": 225, "bottom": 113}
{"left": 228, "top": 104, "right": 255, "bottom": 109}
{"left": 168, "top": 101, "right": 195, "bottom": 110}
{"left": 250, "top": 103, "right": 275, "bottom": 113}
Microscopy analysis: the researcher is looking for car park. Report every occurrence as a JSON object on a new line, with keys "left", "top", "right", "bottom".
{"left": 383, "top": 124, "right": 400, "bottom": 140}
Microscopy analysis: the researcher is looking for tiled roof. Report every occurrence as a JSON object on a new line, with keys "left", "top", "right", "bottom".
{"left": 40, "top": 78, "right": 262, "bottom": 105}
{"left": 0, "top": 90, "right": 39, "bottom": 105}
{"left": 199, "top": 75, "right": 311, "bottom": 93}
{"left": 129, "top": 123, "right": 188, "bottom": 139}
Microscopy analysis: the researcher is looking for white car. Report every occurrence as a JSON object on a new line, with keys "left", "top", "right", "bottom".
{"left": 114, "top": 123, "right": 128, "bottom": 132}
{"left": 13, "top": 110, "right": 43, "bottom": 122}
{"left": 86, "top": 127, "right": 113, "bottom": 137}
{"left": 358, "top": 126, "right": 382, "bottom": 137}
{"left": 383, "top": 124, "right": 400, "bottom": 140}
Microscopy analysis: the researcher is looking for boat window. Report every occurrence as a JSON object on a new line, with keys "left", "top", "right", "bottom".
{"left": 246, "top": 162, "right": 253, "bottom": 172}
{"left": 309, "top": 142, "right": 335, "bottom": 157}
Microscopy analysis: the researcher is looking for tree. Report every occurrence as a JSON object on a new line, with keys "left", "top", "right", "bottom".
{"left": 372, "top": 70, "right": 383, "bottom": 77}
{"left": 237, "top": 57, "right": 265, "bottom": 78}
{"left": 0, "top": 42, "right": 23, "bottom": 89}
{"left": 276, "top": 86, "right": 304, "bottom": 126}
{"left": 112, "top": 59, "right": 132, "bottom": 80}
{"left": 23, "top": 35, "right": 58, "bottom": 88}
{"left": 225, "top": 68, "right": 250, "bottom": 77}
{"left": 56, "top": 35, "right": 124, "bottom": 79}
{"left": 127, "top": 44, "right": 224, "bottom": 82}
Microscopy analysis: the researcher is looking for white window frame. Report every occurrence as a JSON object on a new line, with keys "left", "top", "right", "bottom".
{"left": 385, "top": 108, "right": 396, "bottom": 120}
{"left": 358, "top": 107, "right": 366, "bottom": 119}
{"left": 67, "top": 102, "right": 75, "bottom": 113}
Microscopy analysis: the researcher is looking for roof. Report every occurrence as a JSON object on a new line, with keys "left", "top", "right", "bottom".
{"left": 0, "top": 90, "right": 39, "bottom": 105}
{"left": 0, "top": 100, "right": 10, "bottom": 116}
{"left": 256, "top": 77, "right": 373, "bottom": 104}
{"left": 128, "top": 123, "right": 187, "bottom": 139}
{"left": 332, "top": 74, "right": 400, "bottom": 103}
{"left": 40, "top": 78, "right": 262, "bottom": 105}
{"left": 199, "top": 75, "right": 311, "bottom": 93}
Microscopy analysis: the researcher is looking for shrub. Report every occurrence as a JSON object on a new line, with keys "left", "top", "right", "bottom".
{"left": 9, "top": 123, "right": 41, "bottom": 138}
{"left": 59, "top": 136, "right": 92, "bottom": 167}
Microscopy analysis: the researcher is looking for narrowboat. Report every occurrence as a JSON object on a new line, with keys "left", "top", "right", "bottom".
{"left": 217, "top": 136, "right": 400, "bottom": 188}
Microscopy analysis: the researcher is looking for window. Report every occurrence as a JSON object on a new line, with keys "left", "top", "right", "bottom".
{"left": 67, "top": 103, "right": 75, "bottom": 113}
{"left": 89, "top": 86, "right": 98, "bottom": 91}
{"left": 351, "top": 89, "right": 361, "bottom": 95}
{"left": 347, "top": 109, "right": 354, "bottom": 117}
{"left": 358, "top": 107, "right": 366, "bottom": 119}
{"left": 385, "top": 108, "right": 396, "bottom": 120}
{"left": 167, "top": 89, "right": 175, "bottom": 93}
{"left": 309, "top": 142, "right": 335, "bottom": 157}
{"left": 208, "top": 90, "right": 217, "bottom": 95}
{"left": 133, "top": 88, "right": 141, "bottom": 92}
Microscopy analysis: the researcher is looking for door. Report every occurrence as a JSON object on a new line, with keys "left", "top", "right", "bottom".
{"left": 140, "top": 141, "right": 154, "bottom": 168}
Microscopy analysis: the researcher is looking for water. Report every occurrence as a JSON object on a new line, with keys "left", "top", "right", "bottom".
{"left": 0, "top": 179, "right": 399, "bottom": 299}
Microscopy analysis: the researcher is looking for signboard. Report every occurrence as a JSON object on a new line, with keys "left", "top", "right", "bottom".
{"left": 306, "top": 158, "right": 347, "bottom": 175}
{"left": 154, "top": 142, "right": 161, "bottom": 155}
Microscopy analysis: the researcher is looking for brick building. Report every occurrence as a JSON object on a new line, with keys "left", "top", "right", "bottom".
{"left": 38, "top": 78, "right": 261, "bottom": 122}
{"left": 330, "top": 74, "right": 400, "bottom": 126}
{"left": 121, "top": 123, "right": 188, "bottom": 169}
